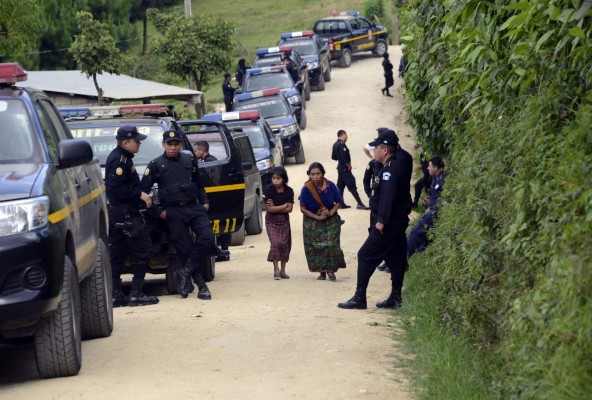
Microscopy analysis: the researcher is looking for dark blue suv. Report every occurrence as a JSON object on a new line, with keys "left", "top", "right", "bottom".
{"left": 279, "top": 31, "right": 332, "bottom": 91}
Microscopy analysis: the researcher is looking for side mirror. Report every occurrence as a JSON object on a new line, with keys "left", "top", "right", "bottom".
{"left": 295, "top": 81, "right": 303, "bottom": 89}
{"left": 58, "top": 139, "right": 93, "bottom": 169}
{"left": 269, "top": 137, "right": 276, "bottom": 147}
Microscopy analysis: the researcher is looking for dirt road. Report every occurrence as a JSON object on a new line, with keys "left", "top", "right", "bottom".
{"left": 0, "top": 46, "right": 415, "bottom": 400}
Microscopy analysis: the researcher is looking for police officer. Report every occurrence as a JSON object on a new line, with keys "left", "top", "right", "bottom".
{"left": 331, "top": 129, "right": 369, "bottom": 210}
{"left": 141, "top": 131, "right": 229, "bottom": 300}
{"left": 222, "top": 72, "right": 236, "bottom": 112}
{"left": 281, "top": 50, "right": 300, "bottom": 83}
{"left": 235, "top": 58, "right": 250, "bottom": 87}
{"left": 407, "top": 157, "right": 446, "bottom": 257}
{"left": 338, "top": 129, "right": 411, "bottom": 310}
{"left": 105, "top": 125, "right": 159, "bottom": 307}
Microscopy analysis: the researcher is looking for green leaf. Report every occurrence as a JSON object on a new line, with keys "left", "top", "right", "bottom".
{"left": 535, "top": 30, "right": 555, "bottom": 52}
{"left": 568, "top": 27, "right": 586, "bottom": 39}
{"left": 499, "top": 12, "right": 528, "bottom": 31}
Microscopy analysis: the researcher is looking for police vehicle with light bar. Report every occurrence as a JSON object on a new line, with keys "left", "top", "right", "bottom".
{"left": 253, "top": 46, "right": 311, "bottom": 101}
{"left": 279, "top": 31, "right": 332, "bottom": 91}
{"left": 233, "top": 88, "right": 305, "bottom": 164}
{"left": 0, "top": 63, "right": 110, "bottom": 378}
{"left": 237, "top": 65, "right": 307, "bottom": 129}
{"left": 61, "top": 105, "right": 248, "bottom": 290}
{"left": 203, "top": 111, "right": 283, "bottom": 187}
{"left": 313, "top": 11, "right": 388, "bottom": 68}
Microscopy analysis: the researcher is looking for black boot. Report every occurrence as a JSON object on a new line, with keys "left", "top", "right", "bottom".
{"left": 192, "top": 270, "right": 212, "bottom": 300}
{"left": 376, "top": 292, "right": 401, "bottom": 309}
{"left": 386, "top": 90, "right": 394, "bottom": 98}
{"left": 215, "top": 246, "right": 230, "bottom": 262}
{"left": 128, "top": 276, "right": 159, "bottom": 306}
{"left": 112, "top": 279, "right": 128, "bottom": 308}
{"left": 177, "top": 260, "right": 196, "bottom": 298}
{"left": 337, "top": 290, "right": 367, "bottom": 309}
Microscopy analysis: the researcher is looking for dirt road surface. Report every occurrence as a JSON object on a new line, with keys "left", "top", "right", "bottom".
{"left": 0, "top": 46, "right": 416, "bottom": 400}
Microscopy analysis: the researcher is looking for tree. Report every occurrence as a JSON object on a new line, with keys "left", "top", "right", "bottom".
{"left": 69, "top": 12, "right": 128, "bottom": 105}
{"left": 130, "top": 0, "right": 183, "bottom": 55}
{"left": 147, "top": 9, "right": 235, "bottom": 92}
{"left": 0, "top": 0, "right": 42, "bottom": 62}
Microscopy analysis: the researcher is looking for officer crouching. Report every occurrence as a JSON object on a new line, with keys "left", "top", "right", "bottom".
{"left": 106, "top": 126, "right": 159, "bottom": 307}
{"left": 141, "top": 130, "right": 229, "bottom": 300}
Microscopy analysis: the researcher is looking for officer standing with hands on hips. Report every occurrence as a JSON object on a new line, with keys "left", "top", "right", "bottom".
{"left": 332, "top": 129, "right": 369, "bottom": 210}
{"left": 105, "top": 125, "right": 159, "bottom": 307}
{"left": 222, "top": 72, "right": 236, "bottom": 112}
{"left": 338, "top": 129, "right": 410, "bottom": 310}
{"left": 141, "top": 131, "right": 229, "bottom": 300}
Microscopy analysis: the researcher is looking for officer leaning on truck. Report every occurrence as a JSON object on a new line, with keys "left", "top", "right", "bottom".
{"left": 105, "top": 125, "right": 159, "bottom": 307}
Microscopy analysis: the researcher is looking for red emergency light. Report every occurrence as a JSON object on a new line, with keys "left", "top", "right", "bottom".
{"left": 0, "top": 63, "right": 28, "bottom": 84}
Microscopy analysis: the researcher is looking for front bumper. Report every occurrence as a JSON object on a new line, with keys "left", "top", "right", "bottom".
{"left": 281, "top": 133, "right": 302, "bottom": 157}
{"left": 308, "top": 67, "right": 322, "bottom": 85}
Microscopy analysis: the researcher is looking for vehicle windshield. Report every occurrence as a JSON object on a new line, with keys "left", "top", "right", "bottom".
{"left": 245, "top": 73, "right": 294, "bottom": 91}
{"left": 67, "top": 124, "right": 165, "bottom": 166}
{"left": 253, "top": 56, "right": 282, "bottom": 68}
{"left": 229, "top": 124, "right": 267, "bottom": 150}
{"left": 0, "top": 100, "right": 42, "bottom": 163}
{"left": 234, "top": 98, "right": 290, "bottom": 119}
{"left": 281, "top": 41, "right": 316, "bottom": 56}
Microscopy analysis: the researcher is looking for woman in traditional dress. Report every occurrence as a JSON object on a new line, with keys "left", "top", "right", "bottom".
{"left": 299, "top": 162, "right": 346, "bottom": 281}
{"left": 264, "top": 167, "right": 294, "bottom": 279}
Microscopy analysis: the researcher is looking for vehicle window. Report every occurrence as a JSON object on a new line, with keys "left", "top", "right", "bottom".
{"left": 242, "top": 126, "right": 267, "bottom": 149}
{"left": 40, "top": 100, "right": 70, "bottom": 141}
{"left": 67, "top": 124, "right": 165, "bottom": 166}
{"left": 0, "top": 100, "right": 42, "bottom": 163}
{"left": 234, "top": 136, "right": 255, "bottom": 166}
{"left": 245, "top": 73, "right": 293, "bottom": 91}
{"left": 350, "top": 20, "right": 360, "bottom": 30}
{"left": 253, "top": 56, "right": 282, "bottom": 67}
{"left": 34, "top": 102, "right": 60, "bottom": 163}
{"left": 282, "top": 41, "right": 316, "bottom": 56}
{"left": 315, "top": 20, "right": 348, "bottom": 35}
{"left": 234, "top": 98, "right": 290, "bottom": 119}
{"left": 184, "top": 131, "right": 230, "bottom": 161}
{"left": 358, "top": 18, "right": 372, "bottom": 30}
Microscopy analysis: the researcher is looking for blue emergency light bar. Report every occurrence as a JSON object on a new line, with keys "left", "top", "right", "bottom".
{"left": 280, "top": 31, "right": 315, "bottom": 40}
{"left": 59, "top": 107, "right": 92, "bottom": 118}
{"left": 246, "top": 65, "right": 286, "bottom": 76}
{"left": 204, "top": 111, "right": 260, "bottom": 123}
{"left": 235, "top": 88, "right": 282, "bottom": 101}
{"left": 58, "top": 104, "right": 168, "bottom": 119}
{"left": 256, "top": 46, "right": 292, "bottom": 56}
{"left": 330, "top": 11, "right": 360, "bottom": 16}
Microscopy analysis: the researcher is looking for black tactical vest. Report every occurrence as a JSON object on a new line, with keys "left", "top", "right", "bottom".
{"left": 155, "top": 153, "right": 198, "bottom": 205}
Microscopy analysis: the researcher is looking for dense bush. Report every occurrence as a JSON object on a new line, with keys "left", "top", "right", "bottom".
{"left": 401, "top": 0, "right": 592, "bottom": 398}
{"left": 365, "top": 0, "right": 385, "bottom": 23}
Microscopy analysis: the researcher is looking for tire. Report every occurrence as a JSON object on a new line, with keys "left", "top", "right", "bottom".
{"left": 34, "top": 257, "right": 82, "bottom": 378}
{"left": 199, "top": 256, "right": 216, "bottom": 282}
{"left": 80, "top": 236, "right": 113, "bottom": 340}
{"left": 245, "top": 196, "right": 263, "bottom": 235}
{"left": 230, "top": 221, "right": 246, "bottom": 246}
{"left": 339, "top": 48, "right": 352, "bottom": 68}
{"left": 315, "top": 74, "right": 325, "bottom": 91}
{"left": 373, "top": 39, "right": 388, "bottom": 57}
{"left": 165, "top": 255, "right": 181, "bottom": 294}
{"left": 324, "top": 63, "right": 332, "bottom": 82}
{"left": 295, "top": 142, "right": 306, "bottom": 165}
{"left": 299, "top": 109, "right": 307, "bottom": 130}
{"left": 304, "top": 79, "right": 311, "bottom": 101}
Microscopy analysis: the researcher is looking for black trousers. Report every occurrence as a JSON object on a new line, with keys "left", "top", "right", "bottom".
{"left": 357, "top": 226, "right": 408, "bottom": 300}
{"left": 407, "top": 211, "right": 434, "bottom": 257}
{"left": 166, "top": 202, "right": 218, "bottom": 265}
{"left": 109, "top": 215, "right": 151, "bottom": 282}
{"left": 224, "top": 99, "right": 233, "bottom": 112}
{"left": 337, "top": 166, "right": 363, "bottom": 205}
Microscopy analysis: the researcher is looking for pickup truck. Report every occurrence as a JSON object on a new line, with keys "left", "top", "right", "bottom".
{"left": 0, "top": 63, "right": 111, "bottom": 378}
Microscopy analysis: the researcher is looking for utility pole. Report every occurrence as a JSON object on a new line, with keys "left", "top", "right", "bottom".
{"left": 184, "top": 0, "right": 192, "bottom": 17}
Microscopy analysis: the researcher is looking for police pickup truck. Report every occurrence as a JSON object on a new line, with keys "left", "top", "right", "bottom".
{"left": 61, "top": 104, "right": 247, "bottom": 291}
{"left": 279, "top": 31, "right": 332, "bottom": 91}
{"left": 313, "top": 11, "right": 389, "bottom": 68}
{"left": 0, "top": 63, "right": 111, "bottom": 378}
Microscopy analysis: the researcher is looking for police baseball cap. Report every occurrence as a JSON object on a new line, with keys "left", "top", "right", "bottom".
{"left": 376, "top": 127, "right": 389, "bottom": 133}
{"left": 116, "top": 125, "right": 147, "bottom": 141}
{"left": 368, "top": 129, "right": 399, "bottom": 147}
{"left": 162, "top": 130, "right": 182, "bottom": 143}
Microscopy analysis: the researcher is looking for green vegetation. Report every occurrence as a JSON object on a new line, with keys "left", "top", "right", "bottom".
{"left": 398, "top": 0, "right": 592, "bottom": 398}
{"left": 0, "top": 0, "right": 42, "bottom": 62}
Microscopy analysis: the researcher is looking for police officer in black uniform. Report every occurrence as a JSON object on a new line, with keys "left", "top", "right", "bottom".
{"left": 222, "top": 72, "right": 236, "bottom": 112}
{"left": 105, "top": 125, "right": 159, "bottom": 307}
{"left": 338, "top": 129, "right": 411, "bottom": 310}
{"left": 332, "top": 129, "right": 369, "bottom": 210}
{"left": 141, "top": 131, "right": 228, "bottom": 300}
{"left": 281, "top": 50, "right": 300, "bottom": 83}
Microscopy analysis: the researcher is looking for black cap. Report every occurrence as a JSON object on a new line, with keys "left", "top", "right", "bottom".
{"left": 162, "top": 130, "right": 182, "bottom": 143}
{"left": 376, "top": 127, "right": 389, "bottom": 133}
{"left": 116, "top": 125, "right": 147, "bottom": 141}
{"left": 369, "top": 129, "right": 399, "bottom": 147}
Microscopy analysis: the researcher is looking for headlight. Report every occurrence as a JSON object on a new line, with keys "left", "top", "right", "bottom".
{"left": 281, "top": 124, "right": 299, "bottom": 137}
{"left": 0, "top": 196, "right": 49, "bottom": 237}
{"left": 307, "top": 61, "right": 319, "bottom": 69}
{"left": 257, "top": 158, "right": 273, "bottom": 171}
{"left": 288, "top": 95, "right": 299, "bottom": 105}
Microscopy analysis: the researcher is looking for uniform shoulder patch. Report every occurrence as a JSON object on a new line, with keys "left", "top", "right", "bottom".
{"left": 366, "top": 164, "right": 370, "bottom": 170}
{"left": 116, "top": 167, "right": 123, "bottom": 176}
{"left": 382, "top": 172, "right": 391, "bottom": 181}
{"left": 131, "top": 165, "right": 136, "bottom": 173}
{"left": 144, "top": 168, "right": 150, "bottom": 176}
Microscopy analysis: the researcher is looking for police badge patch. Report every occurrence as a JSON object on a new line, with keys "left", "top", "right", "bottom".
{"left": 144, "top": 168, "right": 150, "bottom": 176}
{"left": 382, "top": 172, "right": 391, "bottom": 181}
{"left": 116, "top": 167, "right": 123, "bottom": 176}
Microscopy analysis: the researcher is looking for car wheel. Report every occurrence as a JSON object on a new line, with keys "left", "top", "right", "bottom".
{"left": 324, "top": 63, "right": 332, "bottom": 82}
{"left": 199, "top": 256, "right": 216, "bottom": 282}
{"left": 80, "top": 236, "right": 113, "bottom": 340}
{"left": 339, "top": 48, "right": 352, "bottom": 68}
{"left": 299, "top": 109, "right": 307, "bottom": 130}
{"left": 165, "top": 254, "right": 195, "bottom": 295}
{"left": 245, "top": 196, "right": 263, "bottom": 235}
{"left": 295, "top": 142, "right": 306, "bottom": 165}
{"left": 230, "top": 221, "right": 246, "bottom": 246}
{"left": 373, "top": 39, "right": 388, "bottom": 57}
{"left": 315, "top": 74, "right": 326, "bottom": 91}
{"left": 304, "top": 79, "right": 311, "bottom": 101}
{"left": 34, "top": 257, "right": 82, "bottom": 378}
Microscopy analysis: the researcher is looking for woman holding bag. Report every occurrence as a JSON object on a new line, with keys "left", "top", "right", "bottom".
{"left": 299, "top": 162, "right": 346, "bottom": 281}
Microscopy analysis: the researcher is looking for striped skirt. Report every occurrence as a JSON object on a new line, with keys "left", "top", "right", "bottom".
{"left": 265, "top": 212, "right": 292, "bottom": 261}
{"left": 302, "top": 214, "right": 346, "bottom": 273}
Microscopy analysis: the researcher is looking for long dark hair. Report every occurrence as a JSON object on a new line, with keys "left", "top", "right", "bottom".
{"left": 306, "top": 162, "right": 325, "bottom": 176}
{"left": 270, "top": 166, "right": 289, "bottom": 183}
